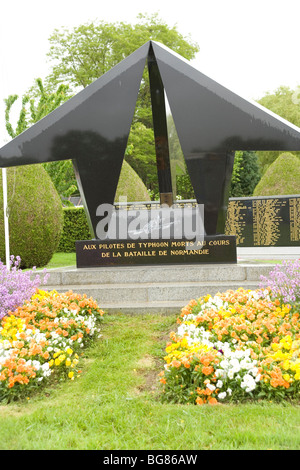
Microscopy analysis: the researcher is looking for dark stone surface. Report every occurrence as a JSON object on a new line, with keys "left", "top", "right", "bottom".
{"left": 76, "top": 235, "right": 237, "bottom": 268}
{"left": 1, "top": 41, "right": 300, "bottom": 241}
{"left": 225, "top": 195, "right": 300, "bottom": 246}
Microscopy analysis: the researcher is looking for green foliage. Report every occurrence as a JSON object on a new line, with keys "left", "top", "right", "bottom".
{"left": 5, "top": 78, "right": 70, "bottom": 139}
{"left": 175, "top": 174, "right": 195, "bottom": 200}
{"left": 0, "top": 166, "right": 63, "bottom": 268}
{"left": 253, "top": 152, "right": 300, "bottom": 196}
{"left": 167, "top": 114, "right": 195, "bottom": 200}
{"left": 46, "top": 13, "right": 199, "bottom": 91}
{"left": 230, "top": 151, "right": 261, "bottom": 197}
{"left": 57, "top": 207, "right": 91, "bottom": 253}
{"left": 257, "top": 86, "right": 300, "bottom": 174}
{"left": 125, "top": 123, "right": 157, "bottom": 193}
{"left": 43, "top": 160, "right": 79, "bottom": 201}
{"left": 115, "top": 160, "right": 151, "bottom": 202}
{"left": 4, "top": 79, "right": 77, "bottom": 202}
{"left": 4, "top": 95, "right": 30, "bottom": 138}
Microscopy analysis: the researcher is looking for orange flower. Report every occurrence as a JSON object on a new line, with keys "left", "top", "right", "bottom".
{"left": 202, "top": 366, "right": 214, "bottom": 376}
{"left": 182, "top": 359, "right": 190, "bottom": 369}
{"left": 208, "top": 397, "right": 218, "bottom": 405}
{"left": 196, "top": 397, "right": 204, "bottom": 405}
{"left": 171, "top": 360, "right": 181, "bottom": 368}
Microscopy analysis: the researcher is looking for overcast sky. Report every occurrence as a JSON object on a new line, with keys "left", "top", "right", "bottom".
{"left": 0, "top": 0, "right": 299, "bottom": 145}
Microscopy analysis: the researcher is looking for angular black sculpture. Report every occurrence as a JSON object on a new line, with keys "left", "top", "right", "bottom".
{"left": 1, "top": 40, "right": 300, "bottom": 239}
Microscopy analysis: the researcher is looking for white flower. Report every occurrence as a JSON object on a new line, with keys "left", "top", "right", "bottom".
{"left": 207, "top": 383, "right": 215, "bottom": 391}
{"left": 220, "top": 359, "right": 230, "bottom": 370}
{"left": 216, "top": 380, "right": 223, "bottom": 388}
{"left": 241, "top": 374, "right": 257, "bottom": 392}
{"left": 218, "top": 392, "right": 227, "bottom": 400}
{"left": 230, "top": 358, "right": 241, "bottom": 373}
{"left": 249, "top": 367, "right": 258, "bottom": 377}
{"left": 32, "top": 360, "right": 41, "bottom": 370}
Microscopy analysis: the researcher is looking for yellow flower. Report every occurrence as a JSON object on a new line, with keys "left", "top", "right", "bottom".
{"left": 55, "top": 358, "right": 61, "bottom": 366}
{"left": 65, "top": 358, "right": 71, "bottom": 367}
{"left": 283, "top": 374, "right": 292, "bottom": 382}
{"left": 282, "top": 360, "right": 290, "bottom": 371}
{"left": 68, "top": 371, "right": 74, "bottom": 379}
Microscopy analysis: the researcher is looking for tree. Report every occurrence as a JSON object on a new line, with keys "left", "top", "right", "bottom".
{"left": 4, "top": 78, "right": 78, "bottom": 200}
{"left": 44, "top": 13, "right": 200, "bottom": 197}
{"left": 229, "top": 151, "right": 261, "bottom": 198}
{"left": 46, "top": 13, "right": 199, "bottom": 92}
{"left": 257, "top": 86, "right": 300, "bottom": 174}
{"left": 5, "top": 78, "right": 70, "bottom": 137}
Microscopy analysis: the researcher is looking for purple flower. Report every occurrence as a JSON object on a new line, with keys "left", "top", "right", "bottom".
{"left": 259, "top": 259, "right": 300, "bottom": 304}
{"left": 0, "top": 255, "right": 49, "bottom": 320}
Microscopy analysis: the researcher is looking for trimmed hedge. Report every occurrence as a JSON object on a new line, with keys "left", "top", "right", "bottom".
{"left": 0, "top": 165, "right": 63, "bottom": 268}
{"left": 58, "top": 161, "right": 151, "bottom": 252}
{"left": 253, "top": 152, "right": 300, "bottom": 196}
{"left": 57, "top": 207, "right": 92, "bottom": 253}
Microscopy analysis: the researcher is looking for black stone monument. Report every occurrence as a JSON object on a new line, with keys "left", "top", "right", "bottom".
{"left": 1, "top": 41, "right": 300, "bottom": 267}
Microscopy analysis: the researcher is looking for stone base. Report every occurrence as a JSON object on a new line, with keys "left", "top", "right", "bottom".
{"left": 75, "top": 235, "right": 236, "bottom": 268}
{"left": 45, "top": 263, "right": 273, "bottom": 314}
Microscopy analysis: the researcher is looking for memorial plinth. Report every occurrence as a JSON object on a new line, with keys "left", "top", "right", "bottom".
{"left": 76, "top": 235, "right": 237, "bottom": 268}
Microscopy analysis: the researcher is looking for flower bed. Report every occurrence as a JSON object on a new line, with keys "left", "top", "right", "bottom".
{"left": 0, "top": 256, "right": 48, "bottom": 320}
{"left": 0, "top": 289, "right": 104, "bottom": 402}
{"left": 159, "top": 281, "right": 300, "bottom": 405}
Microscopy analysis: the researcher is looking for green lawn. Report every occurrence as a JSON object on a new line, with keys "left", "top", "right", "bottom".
{"left": 44, "top": 252, "right": 76, "bottom": 269}
{"left": 0, "top": 313, "right": 299, "bottom": 450}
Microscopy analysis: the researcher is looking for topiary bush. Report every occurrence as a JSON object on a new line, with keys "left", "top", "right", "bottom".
{"left": 115, "top": 160, "right": 151, "bottom": 202}
{"left": 0, "top": 165, "right": 63, "bottom": 268}
{"left": 253, "top": 152, "right": 300, "bottom": 196}
{"left": 57, "top": 207, "right": 92, "bottom": 253}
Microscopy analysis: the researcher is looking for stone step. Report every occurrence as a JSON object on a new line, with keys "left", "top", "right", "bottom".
{"left": 45, "top": 263, "right": 273, "bottom": 287}
{"left": 46, "top": 280, "right": 259, "bottom": 301}
{"left": 44, "top": 263, "right": 274, "bottom": 314}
